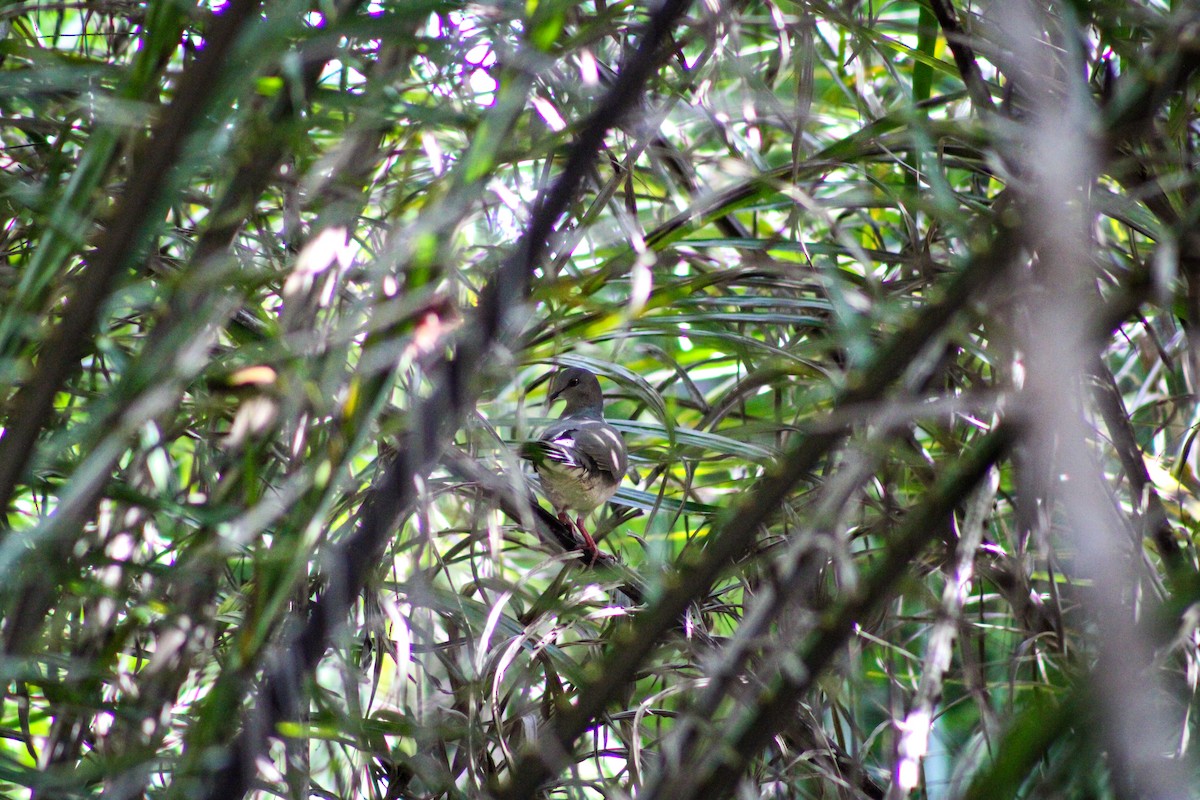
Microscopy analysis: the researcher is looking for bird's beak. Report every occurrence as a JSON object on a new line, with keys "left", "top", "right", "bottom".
{"left": 544, "top": 386, "right": 561, "bottom": 411}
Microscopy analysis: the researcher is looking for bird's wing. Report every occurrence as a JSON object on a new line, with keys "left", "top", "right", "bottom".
{"left": 522, "top": 419, "right": 627, "bottom": 481}
{"left": 569, "top": 420, "right": 627, "bottom": 480}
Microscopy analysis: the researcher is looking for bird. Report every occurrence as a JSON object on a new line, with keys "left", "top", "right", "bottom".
{"left": 519, "top": 367, "right": 628, "bottom": 562}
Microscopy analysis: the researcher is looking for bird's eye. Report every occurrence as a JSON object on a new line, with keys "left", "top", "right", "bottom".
{"left": 569, "top": 378, "right": 579, "bottom": 386}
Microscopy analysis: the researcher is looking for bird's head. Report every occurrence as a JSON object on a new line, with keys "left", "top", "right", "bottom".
{"left": 546, "top": 367, "right": 605, "bottom": 417}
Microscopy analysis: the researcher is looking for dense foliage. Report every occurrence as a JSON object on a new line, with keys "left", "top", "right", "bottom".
{"left": 1, "top": 0, "right": 1200, "bottom": 797}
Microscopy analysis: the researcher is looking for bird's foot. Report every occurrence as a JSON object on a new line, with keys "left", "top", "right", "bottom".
{"left": 574, "top": 516, "right": 601, "bottom": 565}
{"left": 556, "top": 512, "right": 601, "bottom": 564}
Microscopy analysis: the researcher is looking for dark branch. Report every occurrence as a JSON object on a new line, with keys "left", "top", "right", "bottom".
{"left": 928, "top": 0, "right": 996, "bottom": 114}
{"left": 683, "top": 427, "right": 1012, "bottom": 800}
{"left": 0, "top": 0, "right": 266, "bottom": 518}
{"left": 195, "top": 1, "right": 698, "bottom": 797}
{"left": 488, "top": 218, "right": 1021, "bottom": 800}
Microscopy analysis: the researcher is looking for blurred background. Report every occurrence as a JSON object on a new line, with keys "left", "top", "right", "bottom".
{"left": 0, "top": 0, "right": 1198, "bottom": 797}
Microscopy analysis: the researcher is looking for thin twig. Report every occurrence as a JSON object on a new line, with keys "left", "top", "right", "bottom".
{"left": 927, "top": 0, "right": 996, "bottom": 114}
{"left": 489, "top": 220, "right": 1020, "bottom": 800}
{"left": 0, "top": 0, "right": 266, "bottom": 516}
{"left": 684, "top": 427, "right": 1012, "bottom": 800}
{"left": 195, "top": 1, "right": 699, "bottom": 796}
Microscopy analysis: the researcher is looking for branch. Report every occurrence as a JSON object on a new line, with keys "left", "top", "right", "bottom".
{"left": 1088, "top": 358, "right": 1183, "bottom": 569}
{"left": 440, "top": 448, "right": 645, "bottom": 604}
{"left": 192, "top": 2, "right": 698, "bottom": 797}
{"left": 488, "top": 218, "right": 1021, "bottom": 800}
{"left": 927, "top": 0, "right": 995, "bottom": 114}
{"left": 0, "top": 0, "right": 266, "bottom": 517}
{"left": 681, "top": 427, "right": 1012, "bottom": 800}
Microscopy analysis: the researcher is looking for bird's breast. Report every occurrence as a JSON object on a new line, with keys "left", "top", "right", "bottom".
{"left": 535, "top": 462, "right": 618, "bottom": 514}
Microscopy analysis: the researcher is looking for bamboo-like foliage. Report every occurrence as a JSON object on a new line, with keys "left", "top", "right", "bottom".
{"left": 1, "top": 1, "right": 1199, "bottom": 798}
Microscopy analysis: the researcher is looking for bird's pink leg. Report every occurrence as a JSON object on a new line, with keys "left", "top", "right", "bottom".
{"left": 574, "top": 516, "right": 600, "bottom": 563}
{"left": 556, "top": 512, "right": 599, "bottom": 563}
